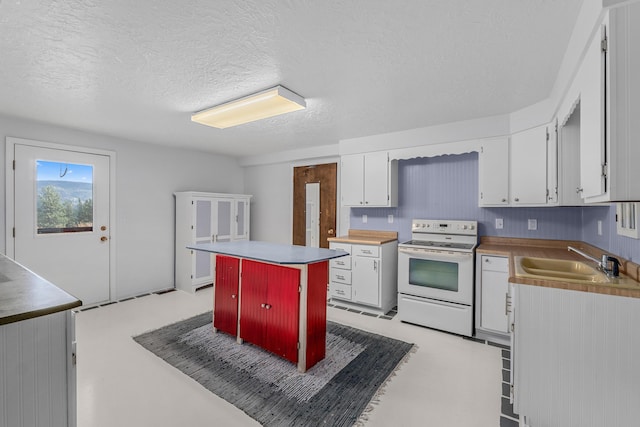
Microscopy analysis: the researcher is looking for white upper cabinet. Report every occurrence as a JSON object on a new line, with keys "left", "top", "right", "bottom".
{"left": 510, "top": 124, "right": 549, "bottom": 205}
{"left": 341, "top": 152, "right": 398, "bottom": 207}
{"left": 578, "top": 15, "right": 607, "bottom": 200}
{"left": 578, "top": 4, "right": 640, "bottom": 203}
{"left": 546, "top": 120, "right": 559, "bottom": 204}
{"left": 558, "top": 104, "right": 585, "bottom": 206}
{"left": 478, "top": 137, "right": 510, "bottom": 206}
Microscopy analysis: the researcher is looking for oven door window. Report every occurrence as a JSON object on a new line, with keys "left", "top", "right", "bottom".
{"left": 408, "top": 258, "right": 458, "bottom": 292}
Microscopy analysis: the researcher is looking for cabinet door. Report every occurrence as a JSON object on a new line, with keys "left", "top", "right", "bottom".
{"left": 213, "top": 255, "right": 240, "bottom": 336}
{"left": 547, "top": 121, "right": 559, "bottom": 204}
{"left": 363, "top": 151, "right": 389, "bottom": 206}
{"left": 239, "top": 260, "right": 268, "bottom": 347}
{"left": 353, "top": 256, "right": 380, "bottom": 307}
{"left": 214, "top": 199, "right": 233, "bottom": 242}
{"left": 510, "top": 125, "right": 548, "bottom": 205}
{"left": 480, "top": 269, "right": 509, "bottom": 333}
{"left": 264, "top": 264, "right": 300, "bottom": 363}
{"left": 579, "top": 19, "right": 607, "bottom": 199}
{"left": 234, "top": 199, "right": 249, "bottom": 240}
{"left": 478, "top": 138, "right": 509, "bottom": 206}
{"left": 340, "top": 154, "right": 364, "bottom": 206}
{"left": 193, "top": 198, "right": 214, "bottom": 282}
{"left": 559, "top": 105, "right": 585, "bottom": 205}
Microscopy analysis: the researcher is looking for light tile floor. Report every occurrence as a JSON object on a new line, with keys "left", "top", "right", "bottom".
{"left": 75, "top": 288, "right": 502, "bottom": 426}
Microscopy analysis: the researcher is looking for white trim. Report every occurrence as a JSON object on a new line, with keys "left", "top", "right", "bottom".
{"left": 5, "top": 136, "right": 118, "bottom": 302}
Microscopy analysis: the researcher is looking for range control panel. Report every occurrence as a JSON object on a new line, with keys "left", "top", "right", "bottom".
{"left": 411, "top": 219, "right": 478, "bottom": 236}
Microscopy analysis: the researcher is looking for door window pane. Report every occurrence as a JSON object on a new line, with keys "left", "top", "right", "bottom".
{"left": 36, "top": 161, "right": 93, "bottom": 234}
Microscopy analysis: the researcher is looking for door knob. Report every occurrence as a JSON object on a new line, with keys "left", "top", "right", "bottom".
{"left": 328, "top": 228, "right": 334, "bottom": 235}
{"left": 100, "top": 236, "right": 108, "bottom": 242}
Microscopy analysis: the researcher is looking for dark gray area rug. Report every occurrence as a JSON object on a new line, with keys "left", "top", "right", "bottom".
{"left": 133, "top": 312, "right": 414, "bottom": 426}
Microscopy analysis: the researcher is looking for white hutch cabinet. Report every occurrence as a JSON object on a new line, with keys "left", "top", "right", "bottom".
{"left": 175, "top": 191, "right": 251, "bottom": 293}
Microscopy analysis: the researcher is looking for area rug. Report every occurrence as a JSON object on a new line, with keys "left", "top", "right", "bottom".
{"left": 133, "top": 312, "right": 414, "bottom": 426}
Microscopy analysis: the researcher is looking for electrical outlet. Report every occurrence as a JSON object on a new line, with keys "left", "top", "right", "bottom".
{"left": 495, "top": 218, "right": 504, "bottom": 229}
{"left": 388, "top": 214, "right": 394, "bottom": 224}
{"left": 528, "top": 219, "right": 537, "bottom": 231}
{"left": 362, "top": 214, "right": 368, "bottom": 224}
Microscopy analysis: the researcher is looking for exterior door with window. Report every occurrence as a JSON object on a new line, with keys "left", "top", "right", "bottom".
{"left": 13, "top": 144, "right": 111, "bottom": 305}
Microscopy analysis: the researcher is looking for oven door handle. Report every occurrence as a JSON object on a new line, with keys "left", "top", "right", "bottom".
{"left": 398, "top": 248, "right": 473, "bottom": 259}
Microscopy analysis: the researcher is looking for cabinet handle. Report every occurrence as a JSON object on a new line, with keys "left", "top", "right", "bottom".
{"left": 374, "top": 260, "right": 378, "bottom": 272}
{"left": 576, "top": 187, "right": 583, "bottom": 194}
{"left": 514, "top": 197, "right": 519, "bottom": 202}
{"left": 265, "top": 304, "right": 272, "bottom": 310}
{"left": 501, "top": 198, "right": 507, "bottom": 203}
{"left": 231, "top": 294, "right": 236, "bottom": 299}
{"left": 261, "top": 303, "right": 266, "bottom": 308}
{"left": 485, "top": 258, "right": 490, "bottom": 263}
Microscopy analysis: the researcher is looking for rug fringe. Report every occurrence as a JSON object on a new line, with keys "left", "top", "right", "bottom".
{"left": 354, "top": 344, "right": 419, "bottom": 426}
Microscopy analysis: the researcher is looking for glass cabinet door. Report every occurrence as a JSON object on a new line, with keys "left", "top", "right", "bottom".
{"left": 235, "top": 200, "right": 248, "bottom": 240}
{"left": 215, "top": 199, "right": 232, "bottom": 242}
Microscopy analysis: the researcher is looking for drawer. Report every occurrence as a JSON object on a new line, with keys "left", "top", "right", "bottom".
{"left": 330, "top": 269, "right": 352, "bottom": 284}
{"left": 353, "top": 244, "right": 379, "bottom": 258}
{"left": 330, "top": 256, "right": 351, "bottom": 270}
{"left": 330, "top": 282, "right": 352, "bottom": 301}
{"left": 481, "top": 255, "right": 509, "bottom": 273}
{"left": 330, "top": 242, "right": 352, "bottom": 254}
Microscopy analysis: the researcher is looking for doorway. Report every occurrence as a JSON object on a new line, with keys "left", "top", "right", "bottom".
{"left": 292, "top": 163, "right": 337, "bottom": 248}
{"left": 6, "top": 137, "right": 115, "bottom": 306}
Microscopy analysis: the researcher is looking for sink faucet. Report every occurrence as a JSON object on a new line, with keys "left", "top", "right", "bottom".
{"left": 601, "top": 254, "right": 620, "bottom": 277}
{"left": 567, "top": 246, "right": 620, "bottom": 277}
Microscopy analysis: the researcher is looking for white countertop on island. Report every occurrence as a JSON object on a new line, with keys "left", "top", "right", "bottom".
{"left": 187, "top": 241, "right": 348, "bottom": 265}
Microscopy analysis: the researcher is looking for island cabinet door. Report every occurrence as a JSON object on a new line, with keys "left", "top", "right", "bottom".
{"left": 213, "top": 255, "right": 240, "bottom": 336}
{"left": 239, "top": 260, "right": 268, "bottom": 347}
{"left": 240, "top": 260, "right": 300, "bottom": 363}
{"left": 264, "top": 265, "right": 300, "bottom": 363}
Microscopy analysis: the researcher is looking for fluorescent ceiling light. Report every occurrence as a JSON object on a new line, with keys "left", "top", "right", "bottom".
{"left": 191, "top": 85, "right": 306, "bottom": 129}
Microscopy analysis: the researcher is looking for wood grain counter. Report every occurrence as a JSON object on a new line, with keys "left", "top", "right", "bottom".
{"left": 477, "top": 236, "right": 640, "bottom": 298}
{"left": 327, "top": 229, "right": 398, "bottom": 245}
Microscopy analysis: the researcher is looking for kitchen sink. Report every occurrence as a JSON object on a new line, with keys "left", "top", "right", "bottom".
{"left": 514, "top": 256, "right": 609, "bottom": 283}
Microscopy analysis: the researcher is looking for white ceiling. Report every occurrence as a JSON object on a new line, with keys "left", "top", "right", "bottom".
{"left": 0, "top": 0, "right": 584, "bottom": 158}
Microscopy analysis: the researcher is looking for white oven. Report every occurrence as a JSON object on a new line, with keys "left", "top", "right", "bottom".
{"left": 397, "top": 219, "right": 477, "bottom": 336}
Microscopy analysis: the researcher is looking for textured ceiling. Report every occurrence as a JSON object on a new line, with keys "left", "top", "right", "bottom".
{"left": 0, "top": 0, "right": 583, "bottom": 158}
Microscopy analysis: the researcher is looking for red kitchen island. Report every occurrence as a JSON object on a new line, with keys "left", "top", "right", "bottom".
{"left": 187, "top": 241, "right": 348, "bottom": 372}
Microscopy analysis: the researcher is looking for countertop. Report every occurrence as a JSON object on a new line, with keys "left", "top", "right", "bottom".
{"left": 327, "top": 229, "right": 398, "bottom": 245}
{"left": 477, "top": 237, "right": 640, "bottom": 298}
{"left": 187, "top": 241, "right": 348, "bottom": 265}
{"left": 0, "top": 254, "right": 82, "bottom": 326}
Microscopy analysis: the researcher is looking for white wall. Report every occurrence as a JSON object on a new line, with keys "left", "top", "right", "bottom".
{"left": 0, "top": 114, "right": 244, "bottom": 299}
{"left": 243, "top": 162, "right": 293, "bottom": 244}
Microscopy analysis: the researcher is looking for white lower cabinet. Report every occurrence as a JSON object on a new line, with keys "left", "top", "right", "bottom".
{"left": 329, "top": 240, "right": 397, "bottom": 313}
{"left": 514, "top": 284, "right": 640, "bottom": 426}
{"left": 475, "top": 255, "right": 510, "bottom": 344}
{"left": 0, "top": 311, "right": 76, "bottom": 427}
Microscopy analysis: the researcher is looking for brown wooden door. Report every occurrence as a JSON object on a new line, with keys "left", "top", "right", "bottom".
{"left": 292, "top": 163, "right": 337, "bottom": 248}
